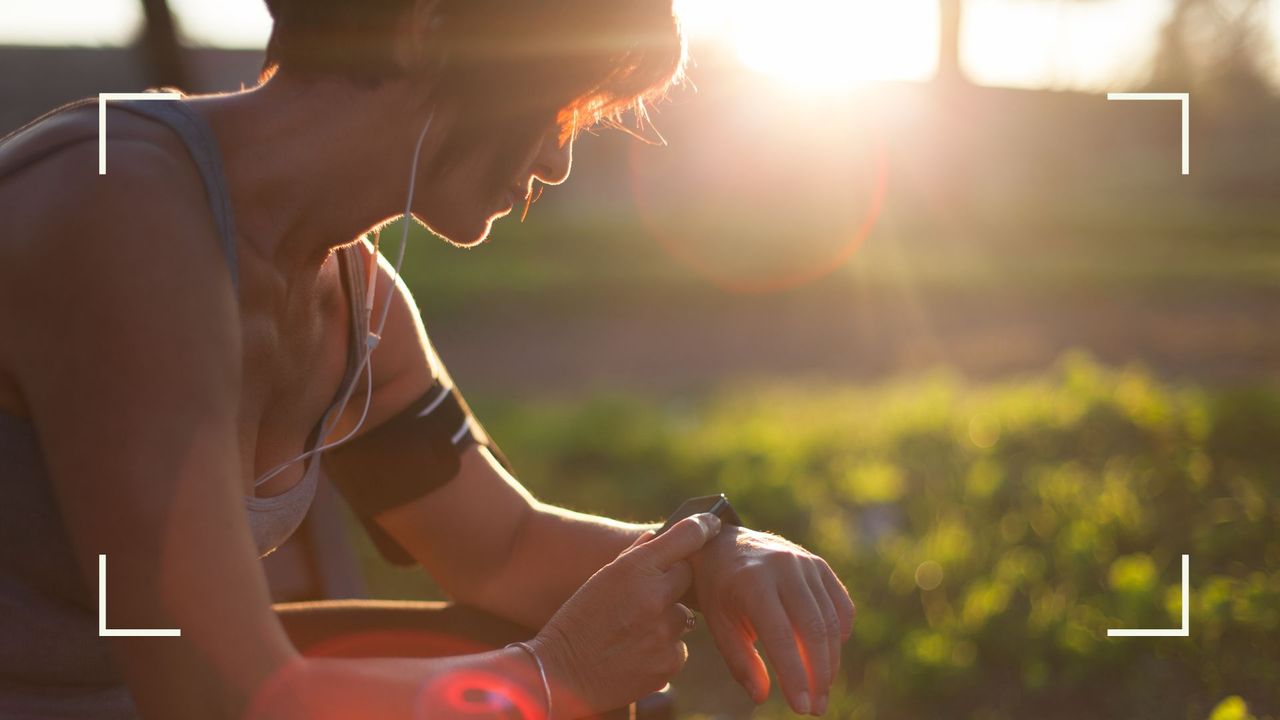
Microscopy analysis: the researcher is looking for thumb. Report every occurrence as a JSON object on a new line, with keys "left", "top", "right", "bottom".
{"left": 631, "top": 513, "right": 722, "bottom": 571}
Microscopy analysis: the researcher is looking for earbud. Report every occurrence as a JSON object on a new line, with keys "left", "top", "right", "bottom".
{"left": 253, "top": 113, "right": 435, "bottom": 489}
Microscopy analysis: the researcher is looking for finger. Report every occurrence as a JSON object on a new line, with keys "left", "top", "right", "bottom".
{"left": 672, "top": 640, "right": 690, "bottom": 677}
{"left": 816, "top": 558, "right": 856, "bottom": 641}
{"left": 630, "top": 513, "right": 721, "bottom": 571}
{"left": 779, "top": 572, "right": 832, "bottom": 714}
{"left": 657, "top": 559, "right": 693, "bottom": 606}
{"left": 706, "top": 610, "right": 769, "bottom": 704}
{"left": 667, "top": 602, "right": 697, "bottom": 636}
{"left": 751, "top": 591, "right": 815, "bottom": 715}
{"left": 805, "top": 559, "right": 842, "bottom": 709}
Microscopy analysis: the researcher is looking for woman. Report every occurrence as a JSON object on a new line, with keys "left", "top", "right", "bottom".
{"left": 0, "top": 0, "right": 855, "bottom": 717}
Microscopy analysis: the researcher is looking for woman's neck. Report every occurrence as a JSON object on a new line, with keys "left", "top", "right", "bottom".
{"left": 186, "top": 75, "right": 435, "bottom": 279}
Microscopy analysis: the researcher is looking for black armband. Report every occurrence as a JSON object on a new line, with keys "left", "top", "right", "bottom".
{"left": 322, "top": 379, "right": 512, "bottom": 566}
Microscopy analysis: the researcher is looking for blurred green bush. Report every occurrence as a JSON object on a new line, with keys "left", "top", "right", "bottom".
{"left": 361, "top": 353, "right": 1280, "bottom": 719}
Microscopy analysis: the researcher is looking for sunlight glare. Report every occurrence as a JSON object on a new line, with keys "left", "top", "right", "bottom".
{"left": 678, "top": 0, "right": 939, "bottom": 90}
{"left": 962, "top": 0, "right": 1169, "bottom": 91}
{"left": 168, "top": 0, "right": 271, "bottom": 49}
{"left": 0, "top": 0, "right": 141, "bottom": 46}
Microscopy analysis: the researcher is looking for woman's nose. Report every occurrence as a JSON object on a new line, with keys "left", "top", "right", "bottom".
{"left": 532, "top": 134, "right": 573, "bottom": 186}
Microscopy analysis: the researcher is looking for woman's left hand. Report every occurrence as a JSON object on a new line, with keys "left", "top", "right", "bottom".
{"left": 686, "top": 525, "right": 855, "bottom": 716}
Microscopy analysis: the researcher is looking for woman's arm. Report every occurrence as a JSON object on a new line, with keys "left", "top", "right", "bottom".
{"left": 333, "top": 245, "right": 856, "bottom": 717}
{"left": 381, "top": 444, "right": 658, "bottom": 629}
{"left": 323, "top": 243, "right": 656, "bottom": 630}
{"left": 9, "top": 145, "right": 292, "bottom": 716}
{"left": 2, "top": 148, "right": 565, "bottom": 719}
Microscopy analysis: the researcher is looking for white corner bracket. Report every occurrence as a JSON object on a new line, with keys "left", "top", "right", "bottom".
{"left": 1106, "top": 92, "right": 1190, "bottom": 175}
{"left": 1107, "top": 554, "right": 1190, "bottom": 638}
{"left": 98, "top": 92, "right": 182, "bottom": 175}
{"left": 98, "top": 554, "right": 182, "bottom": 638}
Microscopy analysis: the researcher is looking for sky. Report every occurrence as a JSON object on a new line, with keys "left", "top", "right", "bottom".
{"left": 2, "top": 0, "right": 1278, "bottom": 91}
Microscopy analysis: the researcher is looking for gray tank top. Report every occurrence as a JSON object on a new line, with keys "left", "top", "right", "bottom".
{"left": 0, "top": 95, "right": 369, "bottom": 717}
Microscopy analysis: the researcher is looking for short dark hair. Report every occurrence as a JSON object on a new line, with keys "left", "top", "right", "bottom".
{"left": 261, "top": 0, "right": 687, "bottom": 140}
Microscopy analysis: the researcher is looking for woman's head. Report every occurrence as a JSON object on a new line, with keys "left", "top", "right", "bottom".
{"left": 261, "top": 0, "right": 687, "bottom": 245}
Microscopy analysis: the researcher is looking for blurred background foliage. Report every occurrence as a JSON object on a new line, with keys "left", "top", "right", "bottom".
{"left": 356, "top": 354, "right": 1280, "bottom": 719}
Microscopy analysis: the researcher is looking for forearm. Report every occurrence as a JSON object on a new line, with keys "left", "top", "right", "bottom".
{"left": 468, "top": 502, "right": 660, "bottom": 629}
{"left": 247, "top": 648, "right": 585, "bottom": 720}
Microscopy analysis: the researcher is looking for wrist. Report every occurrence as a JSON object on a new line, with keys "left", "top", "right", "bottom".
{"left": 503, "top": 644, "right": 553, "bottom": 720}
{"left": 679, "top": 551, "right": 705, "bottom": 613}
{"left": 682, "top": 522, "right": 741, "bottom": 614}
{"left": 526, "top": 632, "right": 591, "bottom": 720}
{"left": 656, "top": 495, "right": 743, "bottom": 613}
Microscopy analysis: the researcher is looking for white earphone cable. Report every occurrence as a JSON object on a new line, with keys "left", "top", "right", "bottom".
{"left": 253, "top": 114, "right": 434, "bottom": 489}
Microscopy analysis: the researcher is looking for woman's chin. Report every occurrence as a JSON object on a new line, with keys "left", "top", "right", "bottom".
{"left": 435, "top": 216, "right": 497, "bottom": 248}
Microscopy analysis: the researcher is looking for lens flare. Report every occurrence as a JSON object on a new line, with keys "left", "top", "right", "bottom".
{"left": 629, "top": 86, "right": 888, "bottom": 294}
{"left": 417, "top": 670, "right": 543, "bottom": 719}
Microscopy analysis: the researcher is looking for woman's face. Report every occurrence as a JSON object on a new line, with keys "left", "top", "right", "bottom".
{"left": 413, "top": 114, "right": 574, "bottom": 246}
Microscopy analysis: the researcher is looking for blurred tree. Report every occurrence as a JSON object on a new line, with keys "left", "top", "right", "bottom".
{"left": 936, "top": 0, "right": 968, "bottom": 86}
{"left": 937, "top": 0, "right": 1274, "bottom": 96}
{"left": 1150, "top": 0, "right": 1198, "bottom": 89}
{"left": 933, "top": 0, "right": 1107, "bottom": 88}
{"left": 137, "top": 0, "right": 187, "bottom": 90}
{"left": 1149, "top": 0, "right": 1274, "bottom": 97}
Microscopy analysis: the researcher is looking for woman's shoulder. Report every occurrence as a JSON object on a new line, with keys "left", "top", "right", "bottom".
{"left": 2, "top": 98, "right": 213, "bottom": 216}
{"left": 0, "top": 98, "right": 201, "bottom": 184}
{"left": 0, "top": 100, "right": 222, "bottom": 288}
{"left": 0, "top": 101, "right": 237, "bottom": 391}
{"left": 2, "top": 100, "right": 206, "bottom": 203}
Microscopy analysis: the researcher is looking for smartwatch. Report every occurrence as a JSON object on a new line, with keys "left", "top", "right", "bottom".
{"left": 656, "top": 493, "right": 742, "bottom": 536}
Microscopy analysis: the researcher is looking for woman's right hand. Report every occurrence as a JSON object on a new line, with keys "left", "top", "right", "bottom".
{"left": 530, "top": 513, "right": 723, "bottom": 718}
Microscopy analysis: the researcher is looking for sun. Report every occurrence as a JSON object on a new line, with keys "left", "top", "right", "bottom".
{"left": 676, "top": 0, "right": 940, "bottom": 90}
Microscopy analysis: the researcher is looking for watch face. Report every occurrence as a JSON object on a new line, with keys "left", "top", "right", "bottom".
{"left": 657, "top": 494, "right": 729, "bottom": 535}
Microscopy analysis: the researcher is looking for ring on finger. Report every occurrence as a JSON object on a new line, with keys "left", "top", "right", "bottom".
{"left": 677, "top": 603, "right": 696, "bottom": 633}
